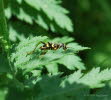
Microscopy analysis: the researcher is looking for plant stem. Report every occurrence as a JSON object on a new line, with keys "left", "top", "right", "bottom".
{"left": 0, "top": 0, "right": 14, "bottom": 74}
{"left": 0, "top": 0, "right": 11, "bottom": 54}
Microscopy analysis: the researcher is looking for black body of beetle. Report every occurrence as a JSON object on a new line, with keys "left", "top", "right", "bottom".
{"left": 40, "top": 42, "right": 67, "bottom": 50}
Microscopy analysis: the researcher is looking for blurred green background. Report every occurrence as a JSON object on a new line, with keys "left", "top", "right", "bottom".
{"left": 63, "top": 0, "right": 111, "bottom": 69}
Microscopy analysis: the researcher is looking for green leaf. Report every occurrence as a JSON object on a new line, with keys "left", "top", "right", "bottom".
{"left": 58, "top": 55, "right": 85, "bottom": 70}
{"left": 11, "top": 36, "right": 48, "bottom": 70}
{"left": 4, "top": 7, "right": 12, "bottom": 19}
{"left": 8, "top": 20, "right": 48, "bottom": 42}
{"left": 45, "top": 63, "right": 58, "bottom": 74}
{"left": 36, "top": 15, "right": 49, "bottom": 30}
{"left": 24, "top": 0, "right": 73, "bottom": 32}
{"left": 78, "top": 67, "right": 111, "bottom": 88}
{"left": 35, "top": 67, "right": 111, "bottom": 100}
{"left": 67, "top": 43, "right": 90, "bottom": 52}
{"left": 11, "top": 36, "right": 88, "bottom": 74}
{"left": 6, "top": 0, "right": 73, "bottom": 35}
{"left": 36, "top": 74, "right": 88, "bottom": 100}
{"left": 8, "top": 0, "right": 32, "bottom": 24}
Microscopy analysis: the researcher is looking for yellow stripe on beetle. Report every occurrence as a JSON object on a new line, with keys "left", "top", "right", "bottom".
{"left": 51, "top": 43, "right": 55, "bottom": 48}
{"left": 46, "top": 43, "right": 50, "bottom": 47}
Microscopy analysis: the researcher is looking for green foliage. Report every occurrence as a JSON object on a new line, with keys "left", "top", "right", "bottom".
{"left": 35, "top": 67, "right": 111, "bottom": 100}
{"left": 3, "top": 67, "right": 111, "bottom": 100}
{"left": 7, "top": 36, "right": 111, "bottom": 100}
{"left": 11, "top": 36, "right": 88, "bottom": 75}
{"left": 24, "top": 0, "right": 73, "bottom": 32}
{"left": 1, "top": 0, "right": 111, "bottom": 100}
{"left": 65, "top": 0, "right": 111, "bottom": 69}
{"left": 5, "top": 0, "right": 73, "bottom": 41}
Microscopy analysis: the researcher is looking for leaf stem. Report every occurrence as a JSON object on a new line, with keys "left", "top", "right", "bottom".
{"left": 0, "top": 0, "right": 11, "bottom": 54}
{"left": 0, "top": 0, "right": 14, "bottom": 75}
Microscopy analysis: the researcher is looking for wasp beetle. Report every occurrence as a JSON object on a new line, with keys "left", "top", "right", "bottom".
{"left": 27, "top": 41, "right": 68, "bottom": 55}
{"left": 40, "top": 42, "right": 67, "bottom": 50}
